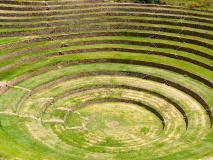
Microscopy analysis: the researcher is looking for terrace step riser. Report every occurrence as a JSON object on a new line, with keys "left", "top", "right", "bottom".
{"left": 1, "top": 39, "right": 212, "bottom": 63}
{"left": 0, "top": 3, "right": 204, "bottom": 11}
{"left": 0, "top": 47, "right": 212, "bottom": 74}
{"left": 0, "top": 25, "right": 212, "bottom": 42}
{"left": 1, "top": 13, "right": 212, "bottom": 25}
{"left": 1, "top": 33, "right": 212, "bottom": 58}
{"left": 0, "top": 0, "right": 108, "bottom": 6}
{"left": 1, "top": 18, "right": 213, "bottom": 32}
{"left": 0, "top": 7, "right": 212, "bottom": 19}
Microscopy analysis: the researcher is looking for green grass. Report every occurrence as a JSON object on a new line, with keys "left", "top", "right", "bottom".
{"left": 0, "top": 1, "right": 212, "bottom": 159}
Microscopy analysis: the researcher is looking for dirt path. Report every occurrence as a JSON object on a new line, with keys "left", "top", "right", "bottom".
{"left": 66, "top": 117, "right": 89, "bottom": 130}
{"left": 0, "top": 109, "right": 15, "bottom": 115}
{"left": 13, "top": 85, "right": 31, "bottom": 91}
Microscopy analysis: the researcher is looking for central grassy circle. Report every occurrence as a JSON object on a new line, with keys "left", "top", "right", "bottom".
{"left": 55, "top": 102, "right": 163, "bottom": 152}
{"left": 65, "top": 102, "right": 162, "bottom": 132}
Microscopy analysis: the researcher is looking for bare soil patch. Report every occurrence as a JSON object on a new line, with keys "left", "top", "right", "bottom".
{"left": 106, "top": 121, "right": 120, "bottom": 127}
{"left": 0, "top": 81, "right": 7, "bottom": 88}
{"left": 42, "top": 118, "right": 64, "bottom": 123}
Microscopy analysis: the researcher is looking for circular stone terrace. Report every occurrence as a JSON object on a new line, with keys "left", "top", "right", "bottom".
{"left": 0, "top": 0, "right": 212, "bottom": 159}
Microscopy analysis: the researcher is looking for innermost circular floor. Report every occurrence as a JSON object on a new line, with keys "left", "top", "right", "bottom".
{"left": 58, "top": 102, "right": 163, "bottom": 152}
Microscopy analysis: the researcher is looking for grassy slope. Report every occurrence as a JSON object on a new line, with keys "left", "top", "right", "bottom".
{"left": 0, "top": 1, "right": 212, "bottom": 159}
